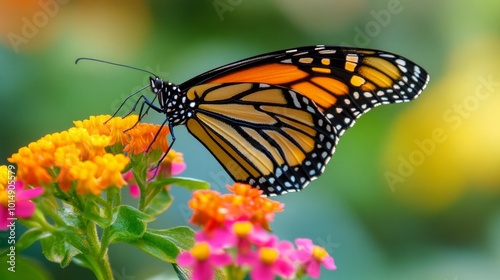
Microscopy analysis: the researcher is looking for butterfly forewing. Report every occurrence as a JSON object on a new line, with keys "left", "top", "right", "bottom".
{"left": 184, "top": 83, "right": 336, "bottom": 196}
{"left": 181, "top": 46, "right": 430, "bottom": 138}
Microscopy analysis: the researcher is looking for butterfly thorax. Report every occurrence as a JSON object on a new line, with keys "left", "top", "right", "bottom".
{"left": 150, "top": 77, "right": 192, "bottom": 126}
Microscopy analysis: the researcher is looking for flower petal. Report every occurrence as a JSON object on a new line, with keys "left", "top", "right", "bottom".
{"left": 210, "top": 252, "right": 233, "bottom": 267}
{"left": 177, "top": 251, "right": 196, "bottom": 266}
{"left": 274, "top": 259, "right": 296, "bottom": 278}
{"left": 192, "top": 261, "right": 214, "bottom": 280}
{"left": 0, "top": 207, "right": 10, "bottom": 230}
{"left": 295, "top": 238, "right": 314, "bottom": 251}
{"left": 15, "top": 200, "right": 36, "bottom": 218}
{"left": 129, "top": 184, "right": 140, "bottom": 198}
{"left": 15, "top": 186, "right": 44, "bottom": 201}
{"left": 171, "top": 161, "right": 186, "bottom": 175}
{"left": 306, "top": 260, "right": 322, "bottom": 278}
{"left": 251, "top": 264, "right": 275, "bottom": 280}
{"left": 321, "top": 255, "right": 337, "bottom": 270}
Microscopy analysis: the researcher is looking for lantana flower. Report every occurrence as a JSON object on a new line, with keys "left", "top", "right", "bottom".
{"left": 188, "top": 183, "right": 283, "bottom": 233}
{"left": 293, "top": 238, "right": 337, "bottom": 278}
{"left": 8, "top": 115, "right": 173, "bottom": 196}
{"left": 243, "top": 241, "right": 296, "bottom": 280}
{"left": 178, "top": 184, "right": 337, "bottom": 280}
{"left": 177, "top": 242, "right": 232, "bottom": 280}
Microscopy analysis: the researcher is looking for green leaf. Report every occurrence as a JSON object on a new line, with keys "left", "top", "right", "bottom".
{"left": 55, "top": 207, "right": 92, "bottom": 255}
{"left": 58, "top": 226, "right": 92, "bottom": 255}
{"left": 172, "top": 263, "right": 228, "bottom": 280}
{"left": 40, "top": 232, "right": 80, "bottom": 268}
{"left": 58, "top": 206, "right": 85, "bottom": 228}
{"left": 149, "top": 177, "right": 210, "bottom": 191}
{"left": 72, "top": 253, "right": 95, "bottom": 271}
{"left": 102, "top": 205, "right": 153, "bottom": 245}
{"left": 131, "top": 226, "right": 195, "bottom": 263}
{"left": 36, "top": 206, "right": 93, "bottom": 267}
{"left": 148, "top": 226, "right": 195, "bottom": 251}
{"left": 172, "top": 263, "right": 192, "bottom": 280}
{"left": 130, "top": 231, "right": 179, "bottom": 262}
{"left": 144, "top": 187, "right": 173, "bottom": 216}
{"left": 15, "top": 228, "right": 49, "bottom": 253}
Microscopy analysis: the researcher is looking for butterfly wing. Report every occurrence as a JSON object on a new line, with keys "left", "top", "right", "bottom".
{"left": 184, "top": 82, "right": 336, "bottom": 196}
{"left": 180, "top": 45, "right": 430, "bottom": 137}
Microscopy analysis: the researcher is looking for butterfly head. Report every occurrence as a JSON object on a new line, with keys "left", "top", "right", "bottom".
{"left": 149, "top": 76, "right": 188, "bottom": 125}
{"left": 150, "top": 76, "right": 164, "bottom": 94}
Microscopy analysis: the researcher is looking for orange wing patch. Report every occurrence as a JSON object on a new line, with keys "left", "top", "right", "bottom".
{"left": 242, "top": 127, "right": 285, "bottom": 166}
{"left": 209, "top": 63, "right": 309, "bottom": 84}
{"left": 276, "top": 116, "right": 316, "bottom": 137}
{"left": 363, "top": 57, "right": 400, "bottom": 80}
{"left": 187, "top": 84, "right": 219, "bottom": 100}
{"left": 239, "top": 88, "right": 288, "bottom": 104}
{"left": 292, "top": 82, "right": 337, "bottom": 110}
{"left": 358, "top": 66, "right": 393, "bottom": 88}
{"left": 311, "top": 77, "right": 349, "bottom": 96}
{"left": 198, "top": 103, "right": 277, "bottom": 125}
{"left": 203, "top": 83, "right": 252, "bottom": 102}
{"left": 264, "top": 130, "right": 305, "bottom": 166}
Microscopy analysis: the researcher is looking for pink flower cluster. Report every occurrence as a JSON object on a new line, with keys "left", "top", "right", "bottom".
{"left": 177, "top": 186, "right": 336, "bottom": 280}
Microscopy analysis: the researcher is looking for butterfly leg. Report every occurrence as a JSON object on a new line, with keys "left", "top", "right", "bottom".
{"left": 123, "top": 94, "right": 163, "bottom": 132}
{"left": 105, "top": 84, "right": 150, "bottom": 123}
{"left": 148, "top": 121, "right": 176, "bottom": 179}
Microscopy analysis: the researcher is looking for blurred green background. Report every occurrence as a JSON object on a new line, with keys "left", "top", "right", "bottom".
{"left": 1, "top": 0, "right": 500, "bottom": 279}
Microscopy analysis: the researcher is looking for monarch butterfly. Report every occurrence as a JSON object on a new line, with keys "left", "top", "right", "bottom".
{"left": 84, "top": 45, "right": 430, "bottom": 196}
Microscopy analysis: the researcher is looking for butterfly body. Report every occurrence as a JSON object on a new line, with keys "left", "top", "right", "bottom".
{"left": 146, "top": 45, "right": 429, "bottom": 196}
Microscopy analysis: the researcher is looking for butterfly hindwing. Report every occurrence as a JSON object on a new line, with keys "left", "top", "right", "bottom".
{"left": 184, "top": 83, "right": 336, "bottom": 196}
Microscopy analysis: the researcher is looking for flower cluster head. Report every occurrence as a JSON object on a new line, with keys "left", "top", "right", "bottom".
{"left": 178, "top": 184, "right": 336, "bottom": 280}
{"left": 8, "top": 115, "right": 172, "bottom": 195}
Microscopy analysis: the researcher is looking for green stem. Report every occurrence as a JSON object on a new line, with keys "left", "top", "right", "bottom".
{"left": 134, "top": 168, "right": 148, "bottom": 212}
{"left": 86, "top": 220, "right": 113, "bottom": 280}
{"left": 225, "top": 265, "right": 246, "bottom": 280}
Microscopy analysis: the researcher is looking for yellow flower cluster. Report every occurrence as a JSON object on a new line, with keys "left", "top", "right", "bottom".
{"left": 8, "top": 115, "right": 170, "bottom": 195}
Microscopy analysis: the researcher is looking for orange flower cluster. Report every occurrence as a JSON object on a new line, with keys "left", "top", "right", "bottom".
{"left": 189, "top": 183, "right": 284, "bottom": 232}
{"left": 8, "top": 115, "right": 170, "bottom": 195}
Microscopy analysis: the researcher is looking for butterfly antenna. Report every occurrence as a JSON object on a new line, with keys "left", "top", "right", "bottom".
{"left": 75, "top": 57, "right": 158, "bottom": 77}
